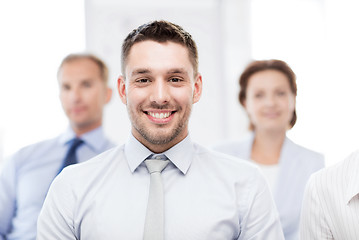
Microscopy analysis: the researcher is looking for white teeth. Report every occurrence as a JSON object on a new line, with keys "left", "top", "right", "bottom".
{"left": 149, "top": 112, "right": 171, "bottom": 119}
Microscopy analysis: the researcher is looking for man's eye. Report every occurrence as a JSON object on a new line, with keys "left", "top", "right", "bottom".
{"left": 169, "top": 78, "right": 181, "bottom": 82}
{"left": 83, "top": 82, "right": 92, "bottom": 87}
{"left": 137, "top": 78, "right": 149, "bottom": 83}
{"left": 62, "top": 85, "right": 70, "bottom": 91}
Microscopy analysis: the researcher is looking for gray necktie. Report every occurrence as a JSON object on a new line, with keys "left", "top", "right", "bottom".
{"left": 143, "top": 155, "right": 169, "bottom": 240}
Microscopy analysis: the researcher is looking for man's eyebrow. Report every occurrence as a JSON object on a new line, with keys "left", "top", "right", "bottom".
{"left": 130, "top": 68, "right": 190, "bottom": 76}
{"left": 80, "top": 78, "right": 94, "bottom": 82}
{"left": 167, "top": 68, "right": 188, "bottom": 75}
{"left": 131, "top": 68, "right": 151, "bottom": 76}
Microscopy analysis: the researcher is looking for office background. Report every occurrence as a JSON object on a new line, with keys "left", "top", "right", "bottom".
{"left": 1, "top": 0, "right": 359, "bottom": 167}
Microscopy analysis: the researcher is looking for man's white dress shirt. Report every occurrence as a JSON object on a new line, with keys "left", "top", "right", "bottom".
{"left": 300, "top": 150, "right": 359, "bottom": 240}
{"left": 37, "top": 134, "right": 284, "bottom": 239}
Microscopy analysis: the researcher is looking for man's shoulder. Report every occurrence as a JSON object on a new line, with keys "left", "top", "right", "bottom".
{"left": 313, "top": 150, "right": 359, "bottom": 178}
{"left": 7, "top": 136, "right": 60, "bottom": 165}
{"left": 194, "top": 142, "right": 260, "bottom": 176}
{"left": 21, "top": 136, "right": 59, "bottom": 151}
{"left": 63, "top": 144, "right": 125, "bottom": 174}
{"left": 308, "top": 150, "right": 359, "bottom": 194}
{"left": 52, "top": 145, "right": 125, "bottom": 194}
{"left": 211, "top": 140, "right": 244, "bottom": 154}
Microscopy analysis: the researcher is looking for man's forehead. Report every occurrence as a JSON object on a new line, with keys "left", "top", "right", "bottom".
{"left": 127, "top": 40, "right": 189, "bottom": 59}
{"left": 125, "top": 41, "right": 193, "bottom": 77}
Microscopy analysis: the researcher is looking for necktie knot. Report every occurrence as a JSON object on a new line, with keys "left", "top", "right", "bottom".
{"left": 145, "top": 154, "right": 169, "bottom": 174}
{"left": 145, "top": 159, "right": 169, "bottom": 174}
{"left": 58, "top": 138, "right": 84, "bottom": 174}
{"left": 66, "top": 138, "right": 84, "bottom": 161}
{"left": 70, "top": 138, "right": 84, "bottom": 150}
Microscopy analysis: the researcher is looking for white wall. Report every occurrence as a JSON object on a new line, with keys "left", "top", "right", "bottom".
{"left": 0, "top": 0, "right": 86, "bottom": 163}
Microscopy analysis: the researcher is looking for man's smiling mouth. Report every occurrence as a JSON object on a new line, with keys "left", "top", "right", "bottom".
{"left": 146, "top": 111, "right": 173, "bottom": 119}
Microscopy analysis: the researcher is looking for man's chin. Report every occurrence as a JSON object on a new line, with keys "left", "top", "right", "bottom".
{"left": 143, "top": 134, "right": 174, "bottom": 145}
{"left": 70, "top": 120, "right": 98, "bottom": 131}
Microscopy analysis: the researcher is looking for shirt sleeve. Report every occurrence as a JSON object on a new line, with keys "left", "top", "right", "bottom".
{"left": 0, "top": 156, "right": 17, "bottom": 238}
{"left": 299, "top": 174, "right": 333, "bottom": 240}
{"left": 238, "top": 170, "right": 285, "bottom": 240}
{"left": 37, "top": 170, "right": 78, "bottom": 240}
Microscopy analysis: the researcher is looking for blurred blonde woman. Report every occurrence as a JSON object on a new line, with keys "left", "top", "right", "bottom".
{"left": 213, "top": 59, "right": 324, "bottom": 240}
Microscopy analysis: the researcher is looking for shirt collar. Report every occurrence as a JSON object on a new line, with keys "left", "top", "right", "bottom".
{"left": 124, "top": 133, "right": 194, "bottom": 174}
{"left": 58, "top": 126, "right": 107, "bottom": 151}
{"left": 345, "top": 155, "right": 359, "bottom": 204}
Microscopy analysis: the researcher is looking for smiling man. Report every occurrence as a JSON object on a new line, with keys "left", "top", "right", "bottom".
{"left": 0, "top": 53, "right": 115, "bottom": 240}
{"left": 122, "top": 39, "right": 201, "bottom": 153}
{"left": 37, "top": 20, "right": 284, "bottom": 239}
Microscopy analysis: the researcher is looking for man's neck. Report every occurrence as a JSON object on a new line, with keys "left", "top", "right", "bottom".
{"left": 72, "top": 122, "right": 102, "bottom": 137}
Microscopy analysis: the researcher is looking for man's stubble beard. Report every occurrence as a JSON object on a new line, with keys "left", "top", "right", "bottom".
{"left": 128, "top": 102, "right": 192, "bottom": 146}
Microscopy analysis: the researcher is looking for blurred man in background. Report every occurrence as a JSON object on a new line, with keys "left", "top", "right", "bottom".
{"left": 0, "top": 53, "right": 115, "bottom": 240}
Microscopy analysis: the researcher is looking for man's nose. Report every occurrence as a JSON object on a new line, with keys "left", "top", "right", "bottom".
{"left": 149, "top": 80, "right": 170, "bottom": 105}
{"left": 69, "top": 87, "right": 82, "bottom": 102}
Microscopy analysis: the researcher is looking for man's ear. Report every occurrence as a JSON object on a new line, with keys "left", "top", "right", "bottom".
{"left": 118, "top": 76, "right": 127, "bottom": 104}
{"left": 193, "top": 73, "right": 203, "bottom": 104}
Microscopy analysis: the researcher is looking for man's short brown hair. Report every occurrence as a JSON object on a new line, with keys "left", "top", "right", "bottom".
{"left": 121, "top": 20, "right": 198, "bottom": 77}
